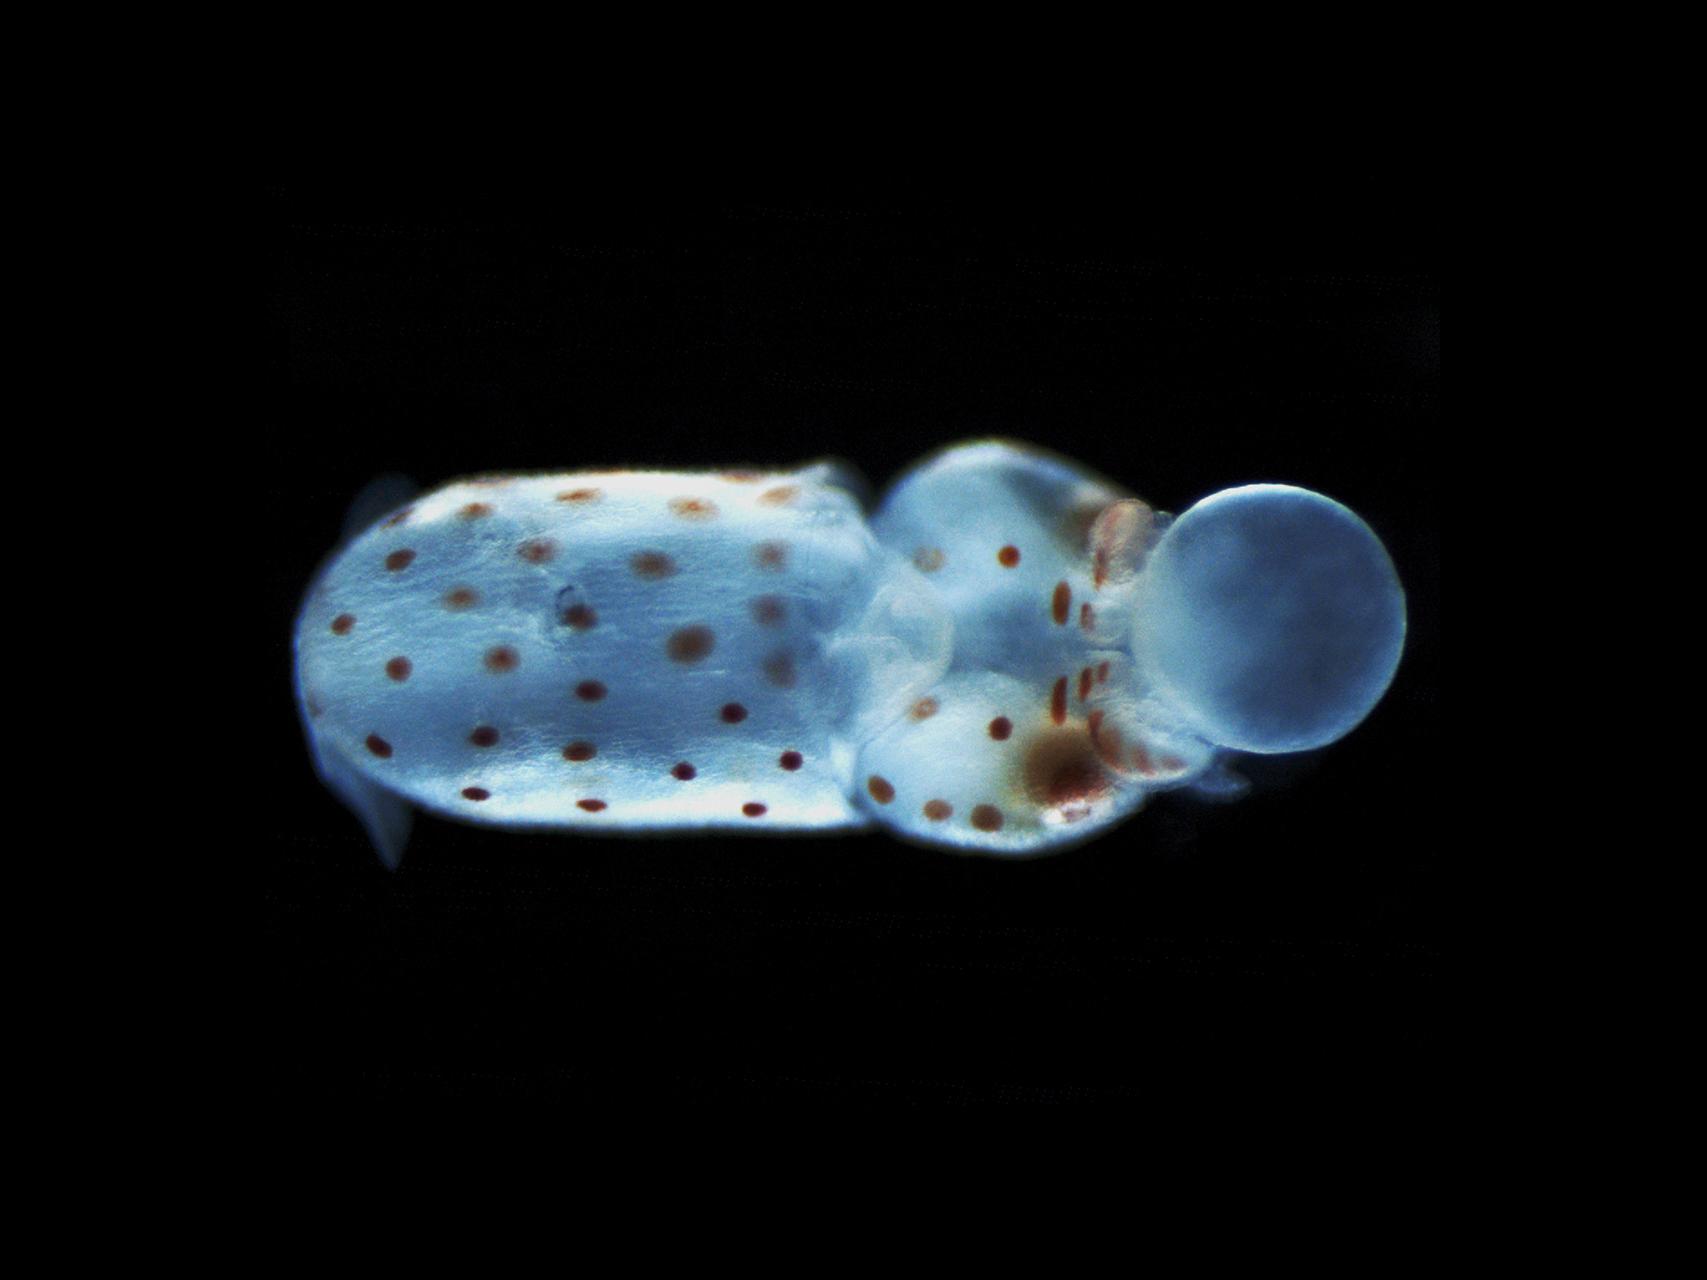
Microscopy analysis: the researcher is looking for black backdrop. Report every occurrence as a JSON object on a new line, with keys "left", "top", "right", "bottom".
{"left": 262, "top": 188, "right": 1440, "bottom": 1106}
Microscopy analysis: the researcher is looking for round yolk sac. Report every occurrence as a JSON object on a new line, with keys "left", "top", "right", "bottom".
{"left": 1132, "top": 484, "right": 1406, "bottom": 754}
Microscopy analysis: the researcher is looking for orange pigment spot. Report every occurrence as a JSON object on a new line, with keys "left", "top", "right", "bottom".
{"left": 518, "top": 538, "right": 557, "bottom": 564}
{"left": 758, "top": 485, "right": 798, "bottom": 506}
{"left": 1052, "top": 581, "right": 1071, "bottom": 625}
{"left": 670, "top": 497, "right": 718, "bottom": 520}
{"left": 970, "top": 805, "right": 1004, "bottom": 832}
{"left": 671, "top": 762, "right": 697, "bottom": 781}
{"left": 911, "top": 697, "right": 939, "bottom": 721}
{"left": 331, "top": 614, "right": 355, "bottom": 635}
{"left": 386, "top": 657, "right": 412, "bottom": 682}
{"left": 923, "top": 799, "right": 953, "bottom": 821}
{"left": 444, "top": 586, "right": 479, "bottom": 610}
{"left": 751, "top": 595, "right": 786, "bottom": 625}
{"left": 459, "top": 502, "right": 493, "bottom": 519}
{"left": 1022, "top": 729, "right": 1112, "bottom": 809}
{"left": 1079, "top": 668, "right": 1093, "bottom": 703}
{"left": 485, "top": 646, "right": 519, "bottom": 673}
{"left": 1051, "top": 676, "right": 1068, "bottom": 726}
{"left": 631, "top": 551, "right": 677, "bottom": 579}
{"left": 575, "top": 680, "right": 606, "bottom": 701}
{"left": 998, "top": 545, "right": 1021, "bottom": 568}
{"left": 461, "top": 787, "right": 490, "bottom": 801}
{"left": 667, "top": 625, "right": 716, "bottom": 664}
{"left": 556, "top": 488, "right": 601, "bottom": 503}
{"left": 867, "top": 776, "right": 895, "bottom": 804}
{"left": 469, "top": 726, "right": 499, "bottom": 747}
{"left": 385, "top": 549, "right": 415, "bottom": 572}
{"left": 753, "top": 541, "right": 789, "bottom": 571}
{"left": 365, "top": 734, "right": 392, "bottom": 758}
{"left": 989, "top": 716, "right": 1012, "bottom": 741}
{"left": 561, "top": 603, "right": 597, "bottom": 630}
{"left": 577, "top": 799, "right": 607, "bottom": 813}
{"left": 742, "top": 802, "right": 768, "bottom": 818}
{"left": 779, "top": 751, "right": 803, "bottom": 771}
{"left": 563, "top": 741, "right": 596, "bottom": 762}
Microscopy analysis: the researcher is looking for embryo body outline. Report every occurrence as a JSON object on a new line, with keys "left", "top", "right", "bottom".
{"left": 294, "top": 439, "right": 1406, "bottom": 866}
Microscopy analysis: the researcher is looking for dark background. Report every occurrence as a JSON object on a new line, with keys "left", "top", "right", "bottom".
{"left": 261, "top": 187, "right": 1440, "bottom": 1106}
